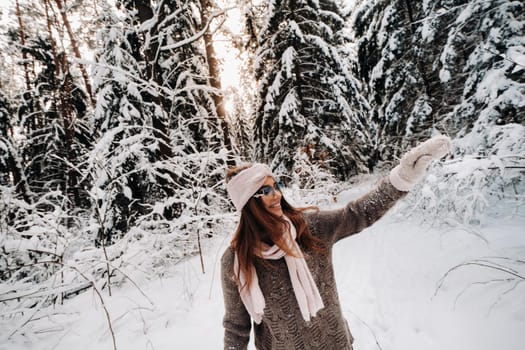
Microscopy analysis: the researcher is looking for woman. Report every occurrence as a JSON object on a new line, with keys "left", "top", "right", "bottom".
{"left": 221, "top": 136, "right": 451, "bottom": 349}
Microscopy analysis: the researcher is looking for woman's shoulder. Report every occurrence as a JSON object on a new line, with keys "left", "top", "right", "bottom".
{"left": 221, "top": 245, "right": 235, "bottom": 270}
{"left": 302, "top": 210, "right": 329, "bottom": 237}
{"left": 302, "top": 207, "right": 345, "bottom": 244}
{"left": 303, "top": 207, "right": 335, "bottom": 228}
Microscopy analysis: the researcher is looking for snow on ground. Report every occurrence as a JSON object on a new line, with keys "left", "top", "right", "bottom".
{"left": 1, "top": 180, "right": 524, "bottom": 350}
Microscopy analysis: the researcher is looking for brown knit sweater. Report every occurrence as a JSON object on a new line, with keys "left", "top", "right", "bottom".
{"left": 221, "top": 179, "right": 406, "bottom": 350}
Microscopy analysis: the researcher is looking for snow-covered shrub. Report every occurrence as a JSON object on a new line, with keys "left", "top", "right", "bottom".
{"left": 0, "top": 187, "right": 94, "bottom": 314}
{"left": 1, "top": 188, "right": 70, "bottom": 280}
{"left": 121, "top": 151, "right": 231, "bottom": 272}
{"left": 0, "top": 148, "right": 234, "bottom": 339}
{"left": 400, "top": 124, "right": 525, "bottom": 226}
{"left": 286, "top": 146, "right": 338, "bottom": 189}
{"left": 83, "top": 143, "right": 231, "bottom": 278}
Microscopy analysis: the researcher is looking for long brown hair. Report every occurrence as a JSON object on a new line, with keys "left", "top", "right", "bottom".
{"left": 226, "top": 165, "right": 325, "bottom": 290}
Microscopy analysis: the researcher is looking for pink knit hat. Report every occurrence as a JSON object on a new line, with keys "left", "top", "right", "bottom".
{"left": 226, "top": 163, "right": 274, "bottom": 211}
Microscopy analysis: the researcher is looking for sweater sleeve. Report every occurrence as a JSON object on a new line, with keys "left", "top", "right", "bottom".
{"left": 308, "top": 178, "right": 406, "bottom": 246}
{"left": 221, "top": 248, "right": 252, "bottom": 350}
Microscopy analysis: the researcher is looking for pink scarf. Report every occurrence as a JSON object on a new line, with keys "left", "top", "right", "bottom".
{"left": 233, "top": 216, "right": 324, "bottom": 324}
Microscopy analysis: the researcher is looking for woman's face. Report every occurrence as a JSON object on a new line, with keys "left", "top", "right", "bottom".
{"left": 258, "top": 176, "right": 283, "bottom": 217}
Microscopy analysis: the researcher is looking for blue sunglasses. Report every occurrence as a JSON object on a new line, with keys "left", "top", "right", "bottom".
{"left": 253, "top": 181, "right": 284, "bottom": 198}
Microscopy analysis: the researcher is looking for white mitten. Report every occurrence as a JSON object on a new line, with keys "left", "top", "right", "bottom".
{"left": 389, "top": 135, "right": 452, "bottom": 192}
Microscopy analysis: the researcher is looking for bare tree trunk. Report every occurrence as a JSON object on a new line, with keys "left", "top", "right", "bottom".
{"left": 44, "top": 0, "right": 61, "bottom": 78}
{"left": 60, "top": 54, "right": 82, "bottom": 206}
{"left": 44, "top": 0, "right": 81, "bottom": 206}
{"left": 53, "top": 0, "right": 94, "bottom": 105}
{"left": 15, "top": 0, "right": 31, "bottom": 91}
{"left": 199, "top": 0, "right": 234, "bottom": 159}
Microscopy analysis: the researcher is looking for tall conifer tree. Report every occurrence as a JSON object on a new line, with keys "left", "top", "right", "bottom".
{"left": 6, "top": 0, "right": 93, "bottom": 207}
{"left": 254, "top": 0, "right": 371, "bottom": 181}
{"left": 352, "top": 0, "right": 524, "bottom": 161}
{"left": 90, "top": 0, "right": 227, "bottom": 243}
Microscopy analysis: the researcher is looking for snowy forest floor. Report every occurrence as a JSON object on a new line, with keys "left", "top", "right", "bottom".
{"left": 1, "top": 177, "right": 524, "bottom": 350}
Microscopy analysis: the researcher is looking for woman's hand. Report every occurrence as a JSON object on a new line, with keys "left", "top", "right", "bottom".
{"left": 389, "top": 135, "right": 452, "bottom": 192}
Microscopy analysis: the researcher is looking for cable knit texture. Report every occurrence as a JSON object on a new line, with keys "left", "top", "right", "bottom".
{"left": 234, "top": 215, "right": 324, "bottom": 324}
{"left": 221, "top": 179, "right": 406, "bottom": 350}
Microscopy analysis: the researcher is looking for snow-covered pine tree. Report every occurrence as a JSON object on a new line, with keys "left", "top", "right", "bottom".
{"left": 6, "top": 0, "right": 93, "bottom": 208}
{"left": 155, "top": 0, "right": 231, "bottom": 233}
{"left": 226, "top": 85, "right": 255, "bottom": 159}
{"left": 254, "top": 0, "right": 371, "bottom": 183}
{"left": 15, "top": 37, "right": 91, "bottom": 207}
{"left": 0, "top": 2, "right": 96, "bottom": 316}
{"left": 164, "top": 0, "right": 225, "bottom": 153}
{"left": 351, "top": 0, "right": 436, "bottom": 164}
{"left": 351, "top": 0, "right": 524, "bottom": 164}
{"left": 352, "top": 0, "right": 524, "bottom": 223}
{"left": 90, "top": 0, "right": 228, "bottom": 246}
{"left": 434, "top": 0, "right": 525, "bottom": 132}
{"left": 225, "top": 0, "right": 266, "bottom": 160}
{"left": 424, "top": 0, "right": 525, "bottom": 224}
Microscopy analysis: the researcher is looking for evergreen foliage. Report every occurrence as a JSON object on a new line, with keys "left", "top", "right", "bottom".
{"left": 352, "top": 0, "right": 524, "bottom": 228}
{"left": 225, "top": 86, "right": 255, "bottom": 158}
{"left": 226, "top": 1, "right": 268, "bottom": 160}
{"left": 1, "top": 0, "right": 231, "bottom": 313}
{"left": 18, "top": 37, "right": 91, "bottom": 207}
{"left": 0, "top": 92, "right": 14, "bottom": 187}
{"left": 352, "top": 0, "right": 524, "bottom": 163}
{"left": 90, "top": 0, "right": 228, "bottom": 244}
{"left": 253, "top": 0, "right": 371, "bottom": 182}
